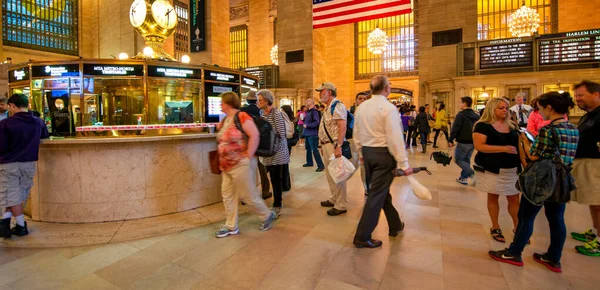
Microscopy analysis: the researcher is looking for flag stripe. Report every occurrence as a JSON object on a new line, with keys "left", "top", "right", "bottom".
{"left": 314, "top": 1, "right": 409, "bottom": 21}
{"left": 313, "top": 0, "right": 374, "bottom": 13}
{"left": 313, "top": 0, "right": 412, "bottom": 29}
{"left": 313, "top": 9, "right": 412, "bottom": 29}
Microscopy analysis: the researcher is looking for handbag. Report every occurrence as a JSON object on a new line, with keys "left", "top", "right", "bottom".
{"left": 209, "top": 150, "right": 221, "bottom": 174}
{"left": 516, "top": 128, "right": 576, "bottom": 205}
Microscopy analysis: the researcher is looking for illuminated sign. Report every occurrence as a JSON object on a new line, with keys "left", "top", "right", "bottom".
{"left": 204, "top": 69, "right": 240, "bottom": 83}
{"left": 479, "top": 41, "right": 533, "bottom": 69}
{"left": 213, "top": 86, "right": 233, "bottom": 93}
{"left": 32, "top": 64, "right": 80, "bottom": 77}
{"left": 147, "top": 66, "right": 201, "bottom": 78}
{"left": 83, "top": 64, "right": 144, "bottom": 76}
{"left": 190, "top": 0, "right": 206, "bottom": 52}
{"left": 539, "top": 29, "right": 600, "bottom": 66}
{"left": 242, "top": 77, "right": 258, "bottom": 87}
{"left": 8, "top": 68, "right": 29, "bottom": 83}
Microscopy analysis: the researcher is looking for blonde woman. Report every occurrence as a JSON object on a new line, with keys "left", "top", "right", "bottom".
{"left": 473, "top": 98, "right": 521, "bottom": 243}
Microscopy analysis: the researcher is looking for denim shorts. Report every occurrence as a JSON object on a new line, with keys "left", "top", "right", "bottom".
{"left": 0, "top": 162, "right": 36, "bottom": 207}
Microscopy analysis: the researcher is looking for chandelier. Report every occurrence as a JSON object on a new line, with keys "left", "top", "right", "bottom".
{"left": 367, "top": 26, "right": 388, "bottom": 54}
{"left": 508, "top": 1, "right": 540, "bottom": 37}
{"left": 270, "top": 44, "right": 279, "bottom": 65}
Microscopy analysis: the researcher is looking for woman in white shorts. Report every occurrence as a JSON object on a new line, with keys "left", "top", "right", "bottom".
{"left": 472, "top": 98, "right": 522, "bottom": 243}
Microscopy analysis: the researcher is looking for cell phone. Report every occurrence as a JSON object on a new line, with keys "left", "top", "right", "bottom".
{"left": 473, "top": 165, "right": 485, "bottom": 172}
{"left": 524, "top": 131, "right": 535, "bottom": 142}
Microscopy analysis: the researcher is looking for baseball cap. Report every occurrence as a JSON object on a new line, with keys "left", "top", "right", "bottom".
{"left": 316, "top": 82, "right": 336, "bottom": 92}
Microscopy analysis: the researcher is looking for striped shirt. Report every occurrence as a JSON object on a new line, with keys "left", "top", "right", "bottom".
{"left": 530, "top": 122, "right": 579, "bottom": 165}
{"left": 260, "top": 108, "right": 290, "bottom": 166}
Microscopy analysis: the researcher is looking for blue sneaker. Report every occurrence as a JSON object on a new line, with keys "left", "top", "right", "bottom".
{"left": 260, "top": 211, "right": 277, "bottom": 231}
{"left": 215, "top": 225, "right": 239, "bottom": 238}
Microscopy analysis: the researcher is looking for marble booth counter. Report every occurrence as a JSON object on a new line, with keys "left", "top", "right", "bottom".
{"left": 25, "top": 134, "right": 222, "bottom": 223}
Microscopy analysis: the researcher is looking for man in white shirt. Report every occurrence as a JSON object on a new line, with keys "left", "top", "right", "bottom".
{"left": 352, "top": 75, "right": 414, "bottom": 249}
{"left": 509, "top": 94, "right": 532, "bottom": 128}
{"left": 316, "top": 82, "right": 348, "bottom": 216}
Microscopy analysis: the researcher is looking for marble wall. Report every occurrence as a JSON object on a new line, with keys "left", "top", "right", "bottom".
{"left": 29, "top": 136, "right": 222, "bottom": 223}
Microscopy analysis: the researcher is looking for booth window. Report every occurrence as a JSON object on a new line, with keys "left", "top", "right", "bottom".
{"left": 230, "top": 25, "right": 248, "bottom": 69}
{"left": 174, "top": 1, "right": 189, "bottom": 61}
{"left": 82, "top": 78, "right": 145, "bottom": 126}
{"left": 477, "top": 0, "right": 555, "bottom": 40}
{"left": 2, "top": 0, "right": 79, "bottom": 55}
{"left": 147, "top": 79, "right": 201, "bottom": 124}
{"left": 355, "top": 4, "right": 418, "bottom": 79}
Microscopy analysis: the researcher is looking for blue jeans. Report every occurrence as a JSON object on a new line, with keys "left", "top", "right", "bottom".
{"left": 454, "top": 143, "right": 475, "bottom": 179}
{"left": 419, "top": 132, "right": 428, "bottom": 145}
{"left": 508, "top": 197, "right": 567, "bottom": 262}
{"left": 305, "top": 135, "right": 324, "bottom": 168}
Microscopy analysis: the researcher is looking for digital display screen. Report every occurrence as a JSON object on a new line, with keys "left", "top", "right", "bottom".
{"left": 242, "top": 76, "right": 258, "bottom": 87}
{"left": 539, "top": 29, "right": 600, "bottom": 65}
{"left": 207, "top": 97, "right": 223, "bottom": 116}
{"left": 83, "top": 64, "right": 144, "bottom": 76}
{"left": 8, "top": 67, "right": 29, "bottom": 83}
{"left": 479, "top": 38, "right": 533, "bottom": 69}
{"left": 204, "top": 69, "right": 240, "bottom": 83}
{"left": 147, "top": 66, "right": 201, "bottom": 79}
{"left": 32, "top": 64, "right": 80, "bottom": 77}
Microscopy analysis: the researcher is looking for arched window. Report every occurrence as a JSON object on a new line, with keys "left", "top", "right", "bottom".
{"left": 477, "top": 0, "right": 556, "bottom": 40}
{"left": 2, "top": 0, "right": 79, "bottom": 55}
{"left": 230, "top": 25, "right": 248, "bottom": 69}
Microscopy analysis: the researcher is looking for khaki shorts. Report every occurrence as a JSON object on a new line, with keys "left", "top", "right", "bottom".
{"left": 571, "top": 159, "right": 600, "bottom": 205}
{"left": 0, "top": 162, "right": 36, "bottom": 208}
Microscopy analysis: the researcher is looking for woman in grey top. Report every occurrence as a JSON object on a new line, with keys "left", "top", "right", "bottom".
{"left": 257, "top": 89, "right": 290, "bottom": 217}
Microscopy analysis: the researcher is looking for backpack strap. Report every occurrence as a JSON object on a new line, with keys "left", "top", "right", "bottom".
{"left": 233, "top": 111, "right": 248, "bottom": 140}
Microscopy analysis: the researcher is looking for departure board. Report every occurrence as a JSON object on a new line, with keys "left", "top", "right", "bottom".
{"left": 539, "top": 29, "right": 600, "bottom": 65}
{"left": 479, "top": 38, "right": 533, "bottom": 69}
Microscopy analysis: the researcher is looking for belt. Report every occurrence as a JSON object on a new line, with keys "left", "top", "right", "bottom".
{"left": 320, "top": 141, "right": 331, "bottom": 145}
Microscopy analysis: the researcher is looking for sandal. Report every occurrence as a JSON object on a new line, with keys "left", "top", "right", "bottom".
{"left": 491, "top": 228, "right": 506, "bottom": 243}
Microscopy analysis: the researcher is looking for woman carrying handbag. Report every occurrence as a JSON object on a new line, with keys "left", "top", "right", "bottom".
{"left": 489, "top": 91, "right": 579, "bottom": 273}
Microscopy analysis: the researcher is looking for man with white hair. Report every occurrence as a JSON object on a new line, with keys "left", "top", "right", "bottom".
{"left": 510, "top": 93, "right": 532, "bottom": 128}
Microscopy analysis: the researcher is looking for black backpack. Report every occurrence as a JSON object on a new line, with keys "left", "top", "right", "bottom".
{"left": 330, "top": 101, "right": 354, "bottom": 139}
{"left": 234, "top": 111, "right": 280, "bottom": 157}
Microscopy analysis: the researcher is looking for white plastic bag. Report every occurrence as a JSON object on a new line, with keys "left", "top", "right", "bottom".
{"left": 407, "top": 175, "right": 432, "bottom": 200}
{"left": 327, "top": 154, "right": 356, "bottom": 184}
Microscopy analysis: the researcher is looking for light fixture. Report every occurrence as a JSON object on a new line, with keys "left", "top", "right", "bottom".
{"left": 367, "top": 25, "right": 388, "bottom": 54}
{"left": 481, "top": 86, "right": 490, "bottom": 98}
{"left": 118, "top": 52, "right": 129, "bottom": 60}
{"left": 508, "top": 1, "right": 540, "bottom": 37}
{"left": 181, "top": 55, "right": 191, "bottom": 63}
{"left": 270, "top": 44, "right": 279, "bottom": 66}
{"left": 143, "top": 46, "right": 154, "bottom": 58}
{"left": 557, "top": 82, "right": 565, "bottom": 94}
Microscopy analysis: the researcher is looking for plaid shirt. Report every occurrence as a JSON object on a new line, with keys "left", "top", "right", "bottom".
{"left": 530, "top": 122, "right": 579, "bottom": 165}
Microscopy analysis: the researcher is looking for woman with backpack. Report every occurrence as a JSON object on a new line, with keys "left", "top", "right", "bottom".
{"left": 257, "top": 89, "right": 290, "bottom": 218}
{"left": 214, "top": 92, "right": 277, "bottom": 238}
{"left": 489, "top": 92, "right": 579, "bottom": 273}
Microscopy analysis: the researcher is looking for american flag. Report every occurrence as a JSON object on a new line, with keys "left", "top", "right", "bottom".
{"left": 313, "top": 0, "right": 412, "bottom": 29}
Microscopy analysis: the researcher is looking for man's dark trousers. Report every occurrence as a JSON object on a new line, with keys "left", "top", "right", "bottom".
{"left": 354, "top": 147, "right": 403, "bottom": 242}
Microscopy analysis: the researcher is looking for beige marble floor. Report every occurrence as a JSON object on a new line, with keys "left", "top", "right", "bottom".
{"left": 1, "top": 145, "right": 600, "bottom": 289}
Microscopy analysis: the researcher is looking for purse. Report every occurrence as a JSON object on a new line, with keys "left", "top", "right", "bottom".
{"left": 322, "top": 119, "right": 352, "bottom": 160}
{"left": 209, "top": 150, "right": 221, "bottom": 174}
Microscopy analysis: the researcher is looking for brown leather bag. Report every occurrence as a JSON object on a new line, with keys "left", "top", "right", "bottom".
{"left": 209, "top": 150, "right": 221, "bottom": 174}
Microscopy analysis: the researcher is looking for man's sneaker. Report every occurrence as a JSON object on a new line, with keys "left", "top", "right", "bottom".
{"left": 215, "top": 225, "right": 239, "bottom": 238}
{"left": 11, "top": 222, "right": 28, "bottom": 237}
{"left": 0, "top": 218, "right": 12, "bottom": 239}
{"left": 456, "top": 178, "right": 468, "bottom": 185}
{"left": 575, "top": 238, "right": 600, "bottom": 257}
{"left": 260, "top": 211, "right": 277, "bottom": 231}
{"left": 533, "top": 253, "right": 562, "bottom": 273}
{"left": 488, "top": 248, "right": 524, "bottom": 266}
{"left": 270, "top": 206, "right": 282, "bottom": 218}
{"left": 571, "top": 229, "right": 597, "bottom": 242}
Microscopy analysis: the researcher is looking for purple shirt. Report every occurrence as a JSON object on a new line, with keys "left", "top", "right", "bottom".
{"left": 0, "top": 111, "right": 49, "bottom": 164}
{"left": 401, "top": 115, "right": 411, "bottom": 128}
{"left": 303, "top": 108, "right": 320, "bottom": 137}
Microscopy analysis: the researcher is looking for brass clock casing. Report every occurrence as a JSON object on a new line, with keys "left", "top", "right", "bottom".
{"left": 131, "top": 0, "right": 178, "bottom": 61}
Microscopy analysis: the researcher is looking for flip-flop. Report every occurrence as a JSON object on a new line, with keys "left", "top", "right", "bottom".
{"left": 491, "top": 228, "right": 506, "bottom": 243}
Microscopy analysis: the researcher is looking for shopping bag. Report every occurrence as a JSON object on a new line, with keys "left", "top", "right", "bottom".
{"left": 327, "top": 154, "right": 356, "bottom": 184}
{"left": 407, "top": 175, "right": 432, "bottom": 200}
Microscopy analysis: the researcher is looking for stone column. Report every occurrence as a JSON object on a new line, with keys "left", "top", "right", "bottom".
{"left": 189, "top": 0, "right": 230, "bottom": 66}
{"left": 248, "top": 0, "right": 274, "bottom": 66}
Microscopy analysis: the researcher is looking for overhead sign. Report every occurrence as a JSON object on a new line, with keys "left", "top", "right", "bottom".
{"left": 147, "top": 66, "right": 201, "bottom": 78}
{"left": 8, "top": 67, "right": 29, "bottom": 83}
{"left": 242, "top": 76, "right": 258, "bottom": 87}
{"left": 539, "top": 29, "right": 600, "bottom": 66}
{"left": 204, "top": 69, "right": 240, "bottom": 83}
{"left": 31, "top": 64, "right": 80, "bottom": 77}
{"left": 83, "top": 64, "right": 144, "bottom": 76}
{"left": 190, "top": 0, "right": 206, "bottom": 52}
{"left": 213, "top": 86, "right": 233, "bottom": 93}
{"left": 479, "top": 38, "right": 533, "bottom": 69}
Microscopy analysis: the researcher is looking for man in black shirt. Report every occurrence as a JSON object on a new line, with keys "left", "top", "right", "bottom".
{"left": 570, "top": 80, "right": 600, "bottom": 257}
{"left": 449, "top": 96, "right": 480, "bottom": 185}
{"left": 240, "top": 91, "right": 272, "bottom": 200}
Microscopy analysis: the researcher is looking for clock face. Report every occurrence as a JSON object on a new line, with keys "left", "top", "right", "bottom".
{"left": 151, "top": 0, "right": 177, "bottom": 29}
{"left": 129, "top": 0, "right": 147, "bottom": 28}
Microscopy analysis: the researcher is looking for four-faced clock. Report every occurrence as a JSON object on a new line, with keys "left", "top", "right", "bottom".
{"left": 129, "top": 0, "right": 147, "bottom": 28}
{"left": 151, "top": 0, "right": 177, "bottom": 29}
